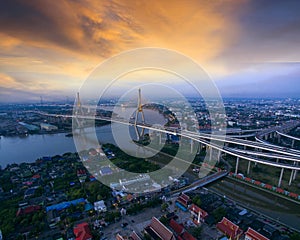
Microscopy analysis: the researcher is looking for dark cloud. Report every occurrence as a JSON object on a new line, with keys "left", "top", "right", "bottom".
{"left": 0, "top": 0, "right": 82, "bottom": 50}
{"left": 214, "top": 0, "right": 300, "bottom": 68}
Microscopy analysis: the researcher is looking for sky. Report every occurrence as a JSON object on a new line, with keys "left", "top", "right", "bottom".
{"left": 0, "top": 0, "right": 300, "bottom": 102}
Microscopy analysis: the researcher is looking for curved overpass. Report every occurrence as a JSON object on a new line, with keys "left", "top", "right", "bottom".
{"left": 32, "top": 110, "right": 300, "bottom": 186}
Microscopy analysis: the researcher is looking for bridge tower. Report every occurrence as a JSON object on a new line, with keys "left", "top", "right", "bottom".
{"left": 74, "top": 92, "right": 84, "bottom": 128}
{"left": 134, "top": 88, "right": 145, "bottom": 141}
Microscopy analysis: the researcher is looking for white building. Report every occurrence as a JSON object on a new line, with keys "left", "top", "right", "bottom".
{"left": 94, "top": 200, "right": 107, "bottom": 212}
{"left": 40, "top": 123, "right": 58, "bottom": 131}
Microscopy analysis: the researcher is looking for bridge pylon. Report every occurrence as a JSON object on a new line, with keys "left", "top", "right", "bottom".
{"left": 74, "top": 92, "right": 85, "bottom": 128}
{"left": 134, "top": 88, "right": 145, "bottom": 141}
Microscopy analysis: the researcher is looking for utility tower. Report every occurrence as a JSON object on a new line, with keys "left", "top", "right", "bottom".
{"left": 134, "top": 88, "right": 145, "bottom": 141}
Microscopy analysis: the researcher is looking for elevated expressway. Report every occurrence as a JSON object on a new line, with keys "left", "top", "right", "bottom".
{"left": 33, "top": 110, "right": 300, "bottom": 187}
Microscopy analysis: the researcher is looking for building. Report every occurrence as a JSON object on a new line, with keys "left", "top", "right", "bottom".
{"left": 73, "top": 222, "right": 92, "bottom": 240}
{"left": 40, "top": 123, "right": 58, "bottom": 131}
{"left": 189, "top": 203, "right": 208, "bottom": 225}
{"left": 169, "top": 219, "right": 196, "bottom": 240}
{"left": 176, "top": 193, "right": 191, "bottom": 211}
{"left": 245, "top": 227, "right": 270, "bottom": 240}
{"left": 100, "top": 166, "right": 113, "bottom": 176}
{"left": 130, "top": 231, "right": 142, "bottom": 240}
{"left": 169, "top": 219, "right": 184, "bottom": 236}
{"left": 116, "top": 231, "right": 142, "bottom": 240}
{"left": 216, "top": 217, "right": 243, "bottom": 240}
{"left": 94, "top": 200, "right": 107, "bottom": 212}
{"left": 16, "top": 205, "right": 41, "bottom": 217}
{"left": 144, "top": 217, "right": 176, "bottom": 240}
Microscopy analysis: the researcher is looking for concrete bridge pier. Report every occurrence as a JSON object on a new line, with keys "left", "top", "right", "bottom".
{"left": 264, "top": 134, "right": 268, "bottom": 141}
{"left": 190, "top": 140, "right": 194, "bottom": 154}
{"left": 209, "top": 147, "right": 213, "bottom": 161}
{"left": 235, "top": 157, "right": 240, "bottom": 174}
{"left": 278, "top": 134, "right": 281, "bottom": 144}
{"left": 293, "top": 162, "right": 298, "bottom": 180}
{"left": 291, "top": 139, "right": 295, "bottom": 148}
{"left": 247, "top": 161, "right": 251, "bottom": 175}
{"left": 278, "top": 168, "right": 284, "bottom": 187}
{"left": 293, "top": 170, "right": 297, "bottom": 180}
{"left": 217, "top": 150, "right": 221, "bottom": 163}
{"left": 289, "top": 170, "right": 294, "bottom": 186}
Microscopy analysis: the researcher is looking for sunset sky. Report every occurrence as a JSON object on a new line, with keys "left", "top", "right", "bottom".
{"left": 0, "top": 0, "right": 300, "bottom": 102}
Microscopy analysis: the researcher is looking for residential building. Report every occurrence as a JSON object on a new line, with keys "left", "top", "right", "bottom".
{"left": 189, "top": 203, "right": 208, "bottom": 225}
{"left": 245, "top": 227, "right": 270, "bottom": 240}
{"left": 94, "top": 200, "right": 107, "bottom": 212}
{"left": 216, "top": 217, "right": 243, "bottom": 240}
{"left": 73, "top": 222, "right": 92, "bottom": 240}
{"left": 144, "top": 217, "right": 176, "bottom": 240}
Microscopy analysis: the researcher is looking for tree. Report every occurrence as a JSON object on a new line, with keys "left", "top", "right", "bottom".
{"left": 192, "top": 195, "right": 202, "bottom": 207}
{"left": 290, "top": 232, "right": 300, "bottom": 240}
{"left": 161, "top": 202, "right": 169, "bottom": 212}
{"left": 190, "top": 226, "right": 203, "bottom": 239}
{"left": 213, "top": 207, "right": 227, "bottom": 223}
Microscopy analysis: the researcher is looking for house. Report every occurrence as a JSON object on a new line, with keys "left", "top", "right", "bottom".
{"left": 16, "top": 205, "right": 41, "bottom": 217}
{"left": 94, "top": 200, "right": 107, "bottom": 212}
{"left": 169, "top": 219, "right": 184, "bottom": 236}
{"left": 73, "top": 222, "right": 92, "bottom": 240}
{"left": 116, "top": 231, "right": 142, "bottom": 240}
{"left": 245, "top": 227, "right": 270, "bottom": 240}
{"left": 47, "top": 210, "right": 60, "bottom": 228}
{"left": 189, "top": 203, "right": 208, "bottom": 225}
{"left": 216, "top": 217, "right": 243, "bottom": 240}
{"left": 176, "top": 193, "right": 191, "bottom": 211}
{"left": 144, "top": 217, "right": 176, "bottom": 240}
{"left": 130, "top": 231, "right": 142, "bottom": 240}
{"left": 116, "top": 234, "right": 125, "bottom": 240}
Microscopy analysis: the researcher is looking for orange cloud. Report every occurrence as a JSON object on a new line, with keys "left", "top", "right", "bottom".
{"left": 0, "top": 0, "right": 248, "bottom": 98}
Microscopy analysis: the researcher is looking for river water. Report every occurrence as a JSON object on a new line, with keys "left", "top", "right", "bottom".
{"left": 0, "top": 109, "right": 166, "bottom": 168}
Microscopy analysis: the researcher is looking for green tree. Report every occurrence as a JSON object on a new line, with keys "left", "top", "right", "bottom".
{"left": 161, "top": 202, "right": 169, "bottom": 211}
{"left": 213, "top": 207, "right": 227, "bottom": 223}
{"left": 290, "top": 232, "right": 300, "bottom": 240}
{"left": 192, "top": 195, "right": 202, "bottom": 207}
{"left": 190, "top": 226, "right": 203, "bottom": 239}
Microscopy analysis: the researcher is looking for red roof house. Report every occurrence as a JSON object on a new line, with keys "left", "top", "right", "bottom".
{"left": 289, "top": 192, "right": 299, "bottom": 199}
{"left": 245, "top": 227, "right": 270, "bottom": 240}
{"left": 216, "top": 217, "right": 243, "bottom": 240}
{"left": 16, "top": 205, "right": 41, "bottom": 217}
{"left": 254, "top": 181, "right": 261, "bottom": 186}
{"left": 176, "top": 193, "right": 191, "bottom": 208}
{"left": 116, "top": 234, "right": 125, "bottom": 240}
{"left": 74, "top": 222, "right": 92, "bottom": 240}
{"left": 276, "top": 188, "right": 285, "bottom": 194}
{"left": 130, "top": 231, "right": 142, "bottom": 240}
{"left": 189, "top": 203, "right": 208, "bottom": 225}
{"left": 169, "top": 219, "right": 184, "bottom": 236}
{"left": 144, "top": 217, "right": 175, "bottom": 240}
{"left": 264, "top": 184, "right": 273, "bottom": 190}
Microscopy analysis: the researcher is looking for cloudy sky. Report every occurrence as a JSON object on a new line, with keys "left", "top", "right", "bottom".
{"left": 0, "top": 0, "right": 300, "bottom": 102}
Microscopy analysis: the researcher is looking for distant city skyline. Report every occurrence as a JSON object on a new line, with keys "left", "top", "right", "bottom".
{"left": 0, "top": 0, "right": 300, "bottom": 102}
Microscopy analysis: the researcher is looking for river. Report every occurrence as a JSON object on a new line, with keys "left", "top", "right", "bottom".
{"left": 0, "top": 108, "right": 166, "bottom": 168}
